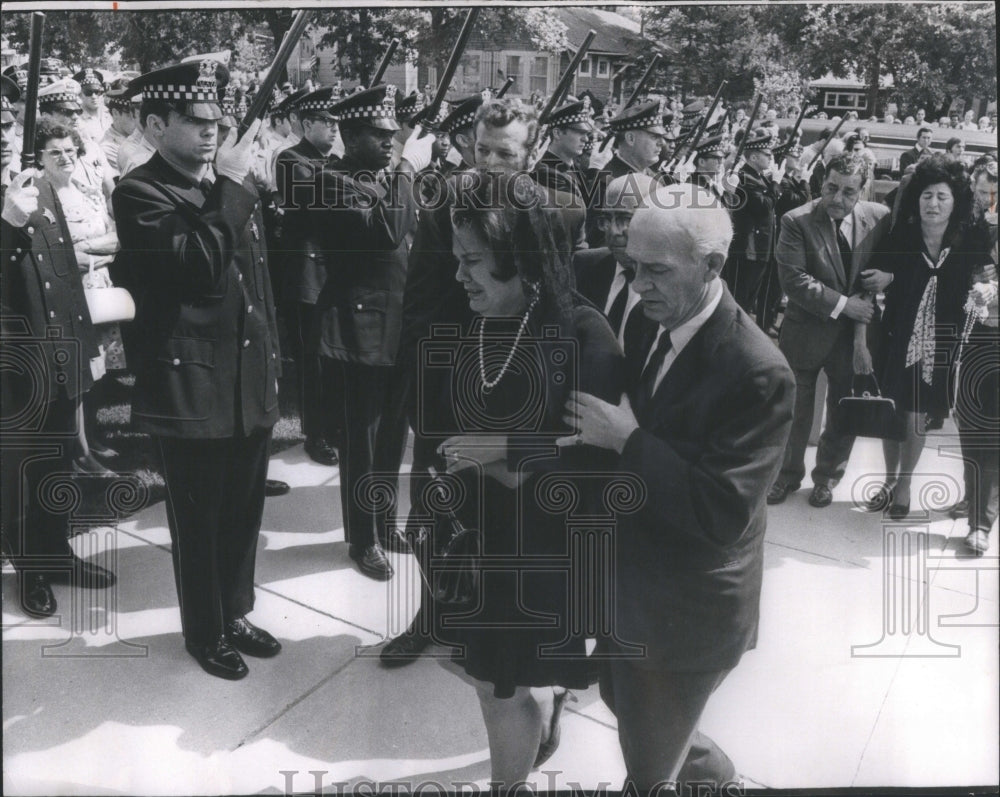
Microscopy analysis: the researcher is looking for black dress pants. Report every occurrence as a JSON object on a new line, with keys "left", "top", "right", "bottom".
{"left": 287, "top": 301, "right": 342, "bottom": 445}
{"left": 155, "top": 427, "right": 271, "bottom": 647}
{"left": 955, "top": 329, "right": 1000, "bottom": 533}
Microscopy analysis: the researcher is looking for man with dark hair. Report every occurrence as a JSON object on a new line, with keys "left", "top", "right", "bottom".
{"left": 767, "top": 154, "right": 892, "bottom": 508}
{"left": 899, "top": 127, "right": 934, "bottom": 172}
{"left": 112, "top": 59, "right": 282, "bottom": 680}
{"left": 72, "top": 68, "right": 111, "bottom": 144}
{"left": 532, "top": 95, "right": 595, "bottom": 200}
{"left": 312, "top": 84, "right": 433, "bottom": 581}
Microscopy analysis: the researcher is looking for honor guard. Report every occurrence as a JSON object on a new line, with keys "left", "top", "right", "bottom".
{"left": 100, "top": 78, "right": 139, "bottom": 175}
{"left": 112, "top": 59, "right": 283, "bottom": 680}
{"left": 532, "top": 95, "right": 596, "bottom": 200}
{"left": 72, "top": 68, "right": 112, "bottom": 143}
{"left": 689, "top": 134, "right": 734, "bottom": 205}
{"left": 2, "top": 66, "right": 27, "bottom": 162}
{"left": 438, "top": 92, "right": 489, "bottom": 172}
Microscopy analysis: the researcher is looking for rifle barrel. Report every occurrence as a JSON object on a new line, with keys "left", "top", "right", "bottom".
{"left": 539, "top": 30, "right": 596, "bottom": 123}
{"left": 371, "top": 38, "right": 400, "bottom": 87}
{"left": 623, "top": 53, "right": 662, "bottom": 109}
{"left": 20, "top": 12, "right": 45, "bottom": 172}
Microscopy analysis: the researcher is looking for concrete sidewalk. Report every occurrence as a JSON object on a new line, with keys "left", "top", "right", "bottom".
{"left": 3, "top": 423, "right": 998, "bottom": 795}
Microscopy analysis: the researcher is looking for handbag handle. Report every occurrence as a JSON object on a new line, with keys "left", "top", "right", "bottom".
{"left": 851, "top": 372, "right": 884, "bottom": 399}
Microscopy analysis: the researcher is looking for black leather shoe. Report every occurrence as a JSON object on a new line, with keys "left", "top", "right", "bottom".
{"left": 72, "top": 454, "right": 117, "bottom": 478}
{"left": 47, "top": 557, "right": 116, "bottom": 589}
{"left": 766, "top": 481, "right": 800, "bottom": 505}
{"left": 380, "top": 630, "right": 430, "bottom": 667}
{"left": 264, "top": 479, "right": 290, "bottom": 497}
{"left": 186, "top": 638, "right": 249, "bottom": 680}
{"left": 304, "top": 437, "right": 339, "bottom": 466}
{"left": 948, "top": 499, "right": 970, "bottom": 519}
{"left": 349, "top": 544, "right": 394, "bottom": 580}
{"left": 888, "top": 501, "right": 911, "bottom": 521}
{"left": 808, "top": 484, "right": 834, "bottom": 508}
{"left": 20, "top": 573, "right": 57, "bottom": 618}
{"left": 534, "top": 689, "right": 578, "bottom": 768}
{"left": 226, "top": 616, "right": 282, "bottom": 658}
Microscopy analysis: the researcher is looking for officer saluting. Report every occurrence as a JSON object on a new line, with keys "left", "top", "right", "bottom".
{"left": 112, "top": 60, "right": 281, "bottom": 680}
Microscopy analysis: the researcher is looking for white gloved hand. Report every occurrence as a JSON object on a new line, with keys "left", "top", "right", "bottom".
{"left": 400, "top": 125, "right": 434, "bottom": 173}
{"left": 771, "top": 160, "right": 786, "bottom": 184}
{"left": 722, "top": 170, "right": 740, "bottom": 193}
{"left": 1, "top": 168, "right": 41, "bottom": 228}
{"left": 215, "top": 119, "right": 263, "bottom": 185}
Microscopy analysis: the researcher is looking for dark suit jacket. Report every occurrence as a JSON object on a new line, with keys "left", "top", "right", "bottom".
{"left": 615, "top": 287, "right": 795, "bottom": 670}
{"left": 775, "top": 198, "right": 890, "bottom": 370}
{"left": 572, "top": 247, "right": 617, "bottom": 310}
{"left": 112, "top": 153, "right": 280, "bottom": 438}
{"left": 1, "top": 180, "right": 100, "bottom": 405}
{"left": 898, "top": 146, "right": 928, "bottom": 173}
{"left": 274, "top": 138, "right": 340, "bottom": 305}
{"left": 730, "top": 164, "right": 779, "bottom": 262}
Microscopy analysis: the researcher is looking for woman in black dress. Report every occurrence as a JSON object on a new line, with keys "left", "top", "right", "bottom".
{"left": 430, "top": 173, "right": 624, "bottom": 785}
{"left": 868, "top": 155, "right": 993, "bottom": 518}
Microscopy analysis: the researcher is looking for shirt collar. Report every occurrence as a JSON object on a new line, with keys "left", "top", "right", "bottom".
{"left": 657, "top": 278, "right": 723, "bottom": 357}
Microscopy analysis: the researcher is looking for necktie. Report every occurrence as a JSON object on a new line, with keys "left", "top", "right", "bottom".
{"left": 606, "top": 270, "right": 635, "bottom": 336}
{"left": 836, "top": 218, "right": 852, "bottom": 273}
{"left": 199, "top": 178, "right": 214, "bottom": 197}
{"left": 635, "top": 330, "right": 672, "bottom": 417}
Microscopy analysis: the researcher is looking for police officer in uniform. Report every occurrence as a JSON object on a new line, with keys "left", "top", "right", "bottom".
{"left": 274, "top": 86, "right": 342, "bottom": 467}
{"left": 532, "top": 96, "right": 596, "bottom": 200}
{"left": 100, "top": 79, "right": 139, "bottom": 175}
{"left": 112, "top": 60, "right": 282, "bottom": 680}
{"left": 72, "top": 68, "right": 112, "bottom": 144}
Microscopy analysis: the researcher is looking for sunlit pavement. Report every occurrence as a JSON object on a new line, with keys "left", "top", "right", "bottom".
{"left": 3, "top": 420, "right": 998, "bottom": 795}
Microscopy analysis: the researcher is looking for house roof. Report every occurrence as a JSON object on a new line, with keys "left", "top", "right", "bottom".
{"left": 809, "top": 72, "right": 895, "bottom": 90}
{"left": 555, "top": 7, "right": 646, "bottom": 56}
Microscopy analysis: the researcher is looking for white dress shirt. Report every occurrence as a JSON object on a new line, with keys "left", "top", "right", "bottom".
{"left": 829, "top": 209, "right": 855, "bottom": 320}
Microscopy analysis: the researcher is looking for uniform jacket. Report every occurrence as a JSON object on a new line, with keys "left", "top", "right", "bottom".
{"left": 775, "top": 174, "right": 811, "bottom": 221}
{"left": 532, "top": 149, "right": 589, "bottom": 202}
{"left": 690, "top": 171, "right": 739, "bottom": 210}
{"left": 274, "top": 138, "right": 340, "bottom": 305}
{"left": 1, "top": 179, "right": 100, "bottom": 404}
{"left": 312, "top": 155, "right": 417, "bottom": 367}
{"left": 730, "top": 163, "right": 779, "bottom": 262}
{"left": 616, "top": 287, "right": 794, "bottom": 669}
{"left": 112, "top": 153, "right": 280, "bottom": 438}
{"left": 775, "top": 198, "right": 890, "bottom": 370}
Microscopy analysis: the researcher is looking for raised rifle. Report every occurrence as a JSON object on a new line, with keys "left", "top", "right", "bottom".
{"left": 20, "top": 12, "right": 45, "bottom": 171}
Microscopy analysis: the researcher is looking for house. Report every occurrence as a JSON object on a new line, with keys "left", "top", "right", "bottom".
{"left": 808, "top": 73, "right": 894, "bottom": 118}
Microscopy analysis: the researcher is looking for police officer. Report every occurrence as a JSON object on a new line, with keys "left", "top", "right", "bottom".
{"left": 312, "top": 84, "right": 432, "bottom": 580}
{"left": 72, "top": 68, "right": 112, "bottom": 144}
{"left": 597, "top": 97, "right": 668, "bottom": 182}
{"left": 688, "top": 134, "right": 732, "bottom": 203}
{"left": 112, "top": 59, "right": 282, "bottom": 680}
{"left": 532, "top": 95, "right": 596, "bottom": 200}
{"left": 100, "top": 79, "right": 139, "bottom": 175}
{"left": 274, "top": 86, "right": 342, "bottom": 468}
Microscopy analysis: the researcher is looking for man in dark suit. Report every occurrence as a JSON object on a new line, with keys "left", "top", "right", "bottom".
{"left": 274, "top": 87, "right": 341, "bottom": 468}
{"left": 767, "top": 153, "right": 892, "bottom": 508}
{"left": 312, "top": 84, "right": 432, "bottom": 581}
{"left": 562, "top": 183, "right": 795, "bottom": 792}
{"left": 112, "top": 60, "right": 282, "bottom": 680}
{"left": 898, "top": 126, "right": 934, "bottom": 173}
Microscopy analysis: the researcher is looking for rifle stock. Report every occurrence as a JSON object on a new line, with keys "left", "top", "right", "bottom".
{"left": 417, "top": 8, "right": 481, "bottom": 128}
{"left": 806, "top": 113, "right": 848, "bottom": 169}
{"left": 20, "top": 12, "right": 45, "bottom": 172}
{"left": 623, "top": 53, "right": 661, "bottom": 109}
{"left": 371, "top": 38, "right": 400, "bottom": 87}
{"left": 730, "top": 93, "right": 764, "bottom": 168}
{"left": 539, "top": 30, "right": 596, "bottom": 123}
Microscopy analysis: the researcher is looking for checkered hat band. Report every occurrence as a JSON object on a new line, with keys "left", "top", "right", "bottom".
{"left": 744, "top": 139, "right": 772, "bottom": 151}
{"left": 337, "top": 106, "right": 395, "bottom": 120}
{"left": 612, "top": 118, "right": 657, "bottom": 133}
{"left": 552, "top": 113, "right": 593, "bottom": 126}
{"left": 40, "top": 92, "right": 79, "bottom": 104}
{"left": 443, "top": 111, "right": 476, "bottom": 133}
{"left": 106, "top": 96, "right": 131, "bottom": 110}
{"left": 144, "top": 85, "right": 219, "bottom": 102}
{"left": 298, "top": 100, "right": 334, "bottom": 112}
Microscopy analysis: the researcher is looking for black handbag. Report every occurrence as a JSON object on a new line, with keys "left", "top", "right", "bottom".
{"left": 427, "top": 468, "right": 481, "bottom": 608}
{"left": 838, "top": 374, "right": 906, "bottom": 441}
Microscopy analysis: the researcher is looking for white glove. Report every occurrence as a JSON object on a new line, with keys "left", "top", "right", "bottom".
{"left": 400, "top": 125, "right": 435, "bottom": 173}
{"left": 674, "top": 151, "right": 697, "bottom": 182}
{"left": 770, "top": 160, "right": 786, "bottom": 184}
{"left": 1, "top": 168, "right": 40, "bottom": 228}
{"left": 215, "top": 119, "right": 263, "bottom": 185}
{"left": 722, "top": 170, "right": 740, "bottom": 193}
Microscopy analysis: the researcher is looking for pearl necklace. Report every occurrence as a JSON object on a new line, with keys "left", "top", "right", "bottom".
{"left": 478, "top": 294, "right": 539, "bottom": 391}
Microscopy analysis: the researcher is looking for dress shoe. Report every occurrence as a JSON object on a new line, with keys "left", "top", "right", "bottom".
{"left": 264, "top": 479, "right": 290, "bottom": 497}
{"left": 20, "top": 573, "right": 57, "bottom": 618}
{"left": 72, "top": 453, "right": 117, "bottom": 478}
{"left": 766, "top": 481, "right": 799, "bottom": 505}
{"left": 47, "top": 556, "right": 116, "bottom": 589}
{"left": 808, "top": 484, "right": 834, "bottom": 508}
{"left": 533, "top": 689, "right": 578, "bottom": 768}
{"left": 380, "top": 630, "right": 430, "bottom": 667}
{"left": 888, "top": 501, "right": 911, "bottom": 521}
{"left": 965, "top": 529, "right": 989, "bottom": 556}
{"left": 948, "top": 499, "right": 970, "bottom": 519}
{"left": 865, "top": 483, "right": 895, "bottom": 513}
{"left": 185, "top": 638, "right": 249, "bottom": 680}
{"left": 304, "top": 437, "right": 339, "bottom": 466}
{"left": 349, "top": 544, "right": 394, "bottom": 580}
{"left": 226, "top": 616, "right": 282, "bottom": 658}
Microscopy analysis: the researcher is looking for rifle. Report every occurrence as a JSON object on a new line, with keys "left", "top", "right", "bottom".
{"left": 729, "top": 92, "right": 764, "bottom": 170}
{"left": 20, "top": 12, "right": 45, "bottom": 171}
{"left": 413, "top": 8, "right": 481, "bottom": 130}
{"left": 623, "top": 53, "right": 661, "bottom": 109}
{"left": 371, "top": 38, "right": 400, "bottom": 87}
{"left": 806, "top": 113, "right": 848, "bottom": 170}
{"left": 538, "top": 29, "right": 596, "bottom": 124}
{"left": 237, "top": 10, "right": 314, "bottom": 141}
{"left": 495, "top": 76, "right": 515, "bottom": 99}
{"left": 776, "top": 102, "right": 810, "bottom": 167}
{"left": 666, "top": 79, "right": 727, "bottom": 175}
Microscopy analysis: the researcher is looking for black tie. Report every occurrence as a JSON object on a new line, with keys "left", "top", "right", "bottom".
{"left": 635, "top": 330, "right": 672, "bottom": 417}
{"left": 836, "top": 218, "right": 852, "bottom": 272}
{"left": 199, "top": 178, "right": 214, "bottom": 197}
{"left": 606, "top": 270, "right": 634, "bottom": 336}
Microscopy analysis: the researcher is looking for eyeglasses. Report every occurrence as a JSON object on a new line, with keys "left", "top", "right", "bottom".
{"left": 57, "top": 109, "right": 83, "bottom": 118}
{"left": 82, "top": 88, "right": 104, "bottom": 97}
{"left": 43, "top": 147, "right": 78, "bottom": 159}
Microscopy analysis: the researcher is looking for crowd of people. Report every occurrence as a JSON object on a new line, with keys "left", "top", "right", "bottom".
{"left": 1, "top": 49, "right": 998, "bottom": 795}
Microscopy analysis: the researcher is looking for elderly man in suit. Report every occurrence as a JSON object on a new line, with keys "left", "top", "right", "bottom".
{"left": 766, "top": 154, "right": 892, "bottom": 507}
{"left": 562, "top": 183, "right": 795, "bottom": 792}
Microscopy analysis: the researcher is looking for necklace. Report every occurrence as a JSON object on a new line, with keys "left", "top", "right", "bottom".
{"left": 478, "top": 293, "right": 539, "bottom": 391}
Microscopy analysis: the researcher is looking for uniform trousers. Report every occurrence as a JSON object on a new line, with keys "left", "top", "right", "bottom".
{"left": 324, "top": 358, "right": 392, "bottom": 548}
{"left": 286, "top": 300, "right": 342, "bottom": 444}
{"left": 155, "top": 427, "right": 271, "bottom": 647}
{"left": 600, "top": 655, "right": 736, "bottom": 793}
{"left": 1, "top": 394, "right": 80, "bottom": 570}
{"left": 371, "top": 354, "right": 416, "bottom": 541}
{"left": 722, "top": 256, "right": 768, "bottom": 318}
{"left": 778, "top": 328, "right": 858, "bottom": 489}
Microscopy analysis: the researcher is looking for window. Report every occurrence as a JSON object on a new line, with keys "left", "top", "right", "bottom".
{"left": 530, "top": 55, "right": 549, "bottom": 94}
{"left": 825, "top": 91, "right": 869, "bottom": 111}
{"left": 578, "top": 57, "right": 591, "bottom": 77}
{"left": 461, "top": 54, "right": 481, "bottom": 89}
{"left": 505, "top": 55, "right": 521, "bottom": 88}
{"left": 597, "top": 58, "right": 609, "bottom": 77}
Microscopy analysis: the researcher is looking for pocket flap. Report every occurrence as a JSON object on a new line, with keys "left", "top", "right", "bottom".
{"left": 348, "top": 287, "right": 388, "bottom": 315}
{"left": 155, "top": 337, "right": 215, "bottom": 367}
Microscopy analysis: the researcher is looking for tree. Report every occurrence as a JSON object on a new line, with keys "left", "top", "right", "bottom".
{"left": 3, "top": 11, "right": 112, "bottom": 69}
